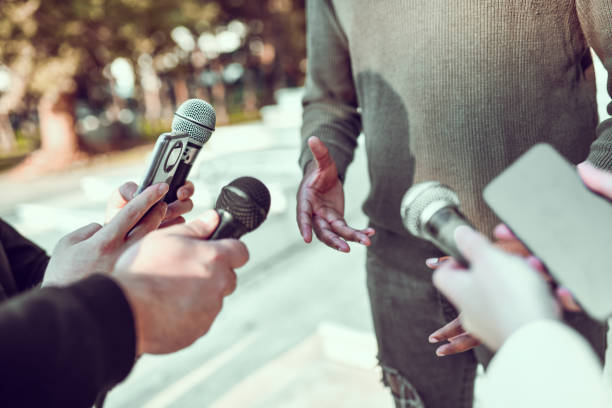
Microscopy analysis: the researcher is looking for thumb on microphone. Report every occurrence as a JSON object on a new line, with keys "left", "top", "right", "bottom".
{"left": 168, "top": 210, "right": 220, "bottom": 240}
{"left": 432, "top": 226, "right": 493, "bottom": 309}
{"left": 454, "top": 225, "right": 496, "bottom": 264}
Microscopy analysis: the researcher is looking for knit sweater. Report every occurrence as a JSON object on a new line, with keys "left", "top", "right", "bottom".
{"left": 299, "top": 0, "right": 612, "bottom": 250}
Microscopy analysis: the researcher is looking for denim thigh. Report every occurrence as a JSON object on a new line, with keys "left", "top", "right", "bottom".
{"left": 366, "top": 247, "right": 478, "bottom": 408}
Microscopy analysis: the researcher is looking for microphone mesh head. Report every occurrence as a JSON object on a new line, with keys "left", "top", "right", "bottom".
{"left": 400, "top": 181, "right": 460, "bottom": 237}
{"left": 215, "top": 177, "right": 271, "bottom": 232}
{"left": 171, "top": 99, "right": 216, "bottom": 146}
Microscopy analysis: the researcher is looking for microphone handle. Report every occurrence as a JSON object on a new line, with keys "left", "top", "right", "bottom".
{"left": 165, "top": 141, "right": 203, "bottom": 203}
{"left": 210, "top": 209, "right": 248, "bottom": 240}
{"left": 424, "top": 207, "right": 472, "bottom": 266}
{"left": 165, "top": 161, "right": 192, "bottom": 203}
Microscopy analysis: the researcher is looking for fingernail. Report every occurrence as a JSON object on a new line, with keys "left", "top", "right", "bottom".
{"left": 158, "top": 183, "right": 169, "bottom": 194}
{"left": 160, "top": 202, "right": 168, "bottom": 215}
{"left": 436, "top": 348, "right": 446, "bottom": 357}
{"left": 429, "top": 336, "right": 439, "bottom": 344}
{"left": 426, "top": 258, "right": 439, "bottom": 267}
{"left": 577, "top": 161, "right": 593, "bottom": 171}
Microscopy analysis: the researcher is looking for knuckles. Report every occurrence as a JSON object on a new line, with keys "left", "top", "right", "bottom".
{"left": 95, "top": 236, "right": 121, "bottom": 256}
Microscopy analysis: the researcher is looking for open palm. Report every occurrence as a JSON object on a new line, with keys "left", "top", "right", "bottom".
{"left": 296, "top": 136, "right": 374, "bottom": 252}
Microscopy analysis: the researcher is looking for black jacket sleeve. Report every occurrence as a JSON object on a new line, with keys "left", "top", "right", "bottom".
{"left": 0, "top": 274, "right": 136, "bottom": 408}
{"left": 0, "top": 219, "right": 50, "bottom": 292}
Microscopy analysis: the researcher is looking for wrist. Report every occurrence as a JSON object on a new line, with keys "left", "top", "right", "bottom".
{"left": 498, "top": 315, "right": 560, "bottom": 350}
{"left": 302, "top": 160, "right": 344, "bottom": 185}
{"left": 113, "top": 273, "right": 153, "bottom": 356}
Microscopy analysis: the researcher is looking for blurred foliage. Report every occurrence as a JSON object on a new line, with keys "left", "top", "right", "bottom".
{"left": 0, "top": 130, "right": 38, "bottom": 172}
{"left": 136, "top": 117, "right": 173, "bottom": 142}
{"left": 0, "top": 0, "right": 305, "bottom": 162}
{"left": 0, "top": 0, "right": 219, "bottom": 99}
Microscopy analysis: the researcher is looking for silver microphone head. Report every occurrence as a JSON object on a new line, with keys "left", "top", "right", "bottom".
{"left": 400, "top": 181, "right": 460, "bottom": 238}
{"left": 171, "top": 99, "right": 216, "bottom": 146}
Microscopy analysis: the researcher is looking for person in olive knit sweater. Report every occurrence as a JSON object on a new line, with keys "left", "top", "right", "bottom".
{"left": 0, "top": 182, "right": 248, "bottom": 407}
{"left": 296, "top": 1, "right": 612, "bottom": 407}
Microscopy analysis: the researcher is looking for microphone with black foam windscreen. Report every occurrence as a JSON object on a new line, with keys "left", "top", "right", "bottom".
{"left": 165, "top": 99, "right": 216, "bottom": 203}
{"left": 210, "top": 176, "right": 271, "bottom": 240}
{"left": 400, "top": 181, "right": 473, "bottom": 266}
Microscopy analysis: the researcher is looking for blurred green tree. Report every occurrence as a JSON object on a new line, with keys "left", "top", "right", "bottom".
{"left": 218, "top": 0, "right": 306, "bottom": 104}
{"left": 0, "top": 0, "right": 218, "bottom": 168}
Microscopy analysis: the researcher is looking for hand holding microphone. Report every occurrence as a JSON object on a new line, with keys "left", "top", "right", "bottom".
{"left": 113, "top": 210, "right": 249, "bottom": 356}
{"left": 432, "top": 226, "right": 560, "bottom": 352}
{"left": 400, "top": 181, "right": 537, "bottom": 356}
{"left": 113, "top": 176, "right": 270, "bottom": 356}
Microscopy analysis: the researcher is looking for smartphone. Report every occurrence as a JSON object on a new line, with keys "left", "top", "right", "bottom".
{"left": 137, "top": 132, "right": 190, "bottom": 198}
{"left": 483, "top": 144, "right": 612, "bottom": 321}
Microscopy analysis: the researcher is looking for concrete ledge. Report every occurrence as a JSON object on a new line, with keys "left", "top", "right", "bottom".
{"left": 208, "top": 323, "right": 392, "bottom": 408}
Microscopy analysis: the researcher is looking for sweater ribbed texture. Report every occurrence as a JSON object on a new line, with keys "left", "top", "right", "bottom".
{"left": 300, "top": 0, "right": 612, "bottom": 255}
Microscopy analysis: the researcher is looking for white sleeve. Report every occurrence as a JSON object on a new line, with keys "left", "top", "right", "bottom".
{"left": 479, "top": 320, "right": 611, "bottom": 408}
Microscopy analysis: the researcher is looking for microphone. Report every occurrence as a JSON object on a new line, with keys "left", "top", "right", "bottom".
{"left": 400, "top": 181, "right": 473, "bottom": 266}
{"left": 210, "top": 176, "right": 271, "bottom": 240}
{"left": 165, "top": 99, "right": 216, "bottom": 203}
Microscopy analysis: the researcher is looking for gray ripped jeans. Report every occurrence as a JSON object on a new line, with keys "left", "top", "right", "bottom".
{"left": 365, "top": 226, "right": 607, "bottom": 408}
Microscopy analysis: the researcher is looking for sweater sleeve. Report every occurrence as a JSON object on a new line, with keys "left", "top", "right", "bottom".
{"left": 0, "top": 218, "right": 49, "bottom": 291}
{"left": 299, "top": 0, "right": 362, "bottom": 181}
{"left": 0, "top": 274, "right": 136, "bottom": 408}
{"left": 577, "top": 1, "right": 612, "bottom": 169}
{"left": 482, "top": 320, "right": 611, "bottom": 408}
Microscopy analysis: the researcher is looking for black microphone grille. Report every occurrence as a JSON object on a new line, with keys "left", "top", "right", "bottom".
{"left": 172, "top": 99, "right": 216, "bottom": 145}
{"left": 215, "top": 177, "right": 271, "bottom": 232}
{"left": 400, "top": 181, "right": 460, "bottom": 238}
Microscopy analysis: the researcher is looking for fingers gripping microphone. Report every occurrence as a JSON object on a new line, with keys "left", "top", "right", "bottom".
{"left": 400, "top": 182, "right": 473, "bottom": 266}
{"left": 210, "top": 177, "right": 271, "bottom": 240}
{"left": 165, "top": 99, "right": 216, "bottom": 203}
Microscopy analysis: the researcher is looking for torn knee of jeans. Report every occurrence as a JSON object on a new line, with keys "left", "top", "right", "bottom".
{"left": 380, "top": 364, "right": 426, "bottom": 408}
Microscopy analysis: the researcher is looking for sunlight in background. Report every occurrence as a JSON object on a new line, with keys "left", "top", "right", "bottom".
{"left": 0, "top": 66, "right": 10, "bottom": 92}
{"left": 110, "top": 57, "right": 135, "bottom": 99}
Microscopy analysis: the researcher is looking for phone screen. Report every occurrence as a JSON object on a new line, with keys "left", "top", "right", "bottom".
{"left": 483, "top": 144, "right": 612, "bottom": 320}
